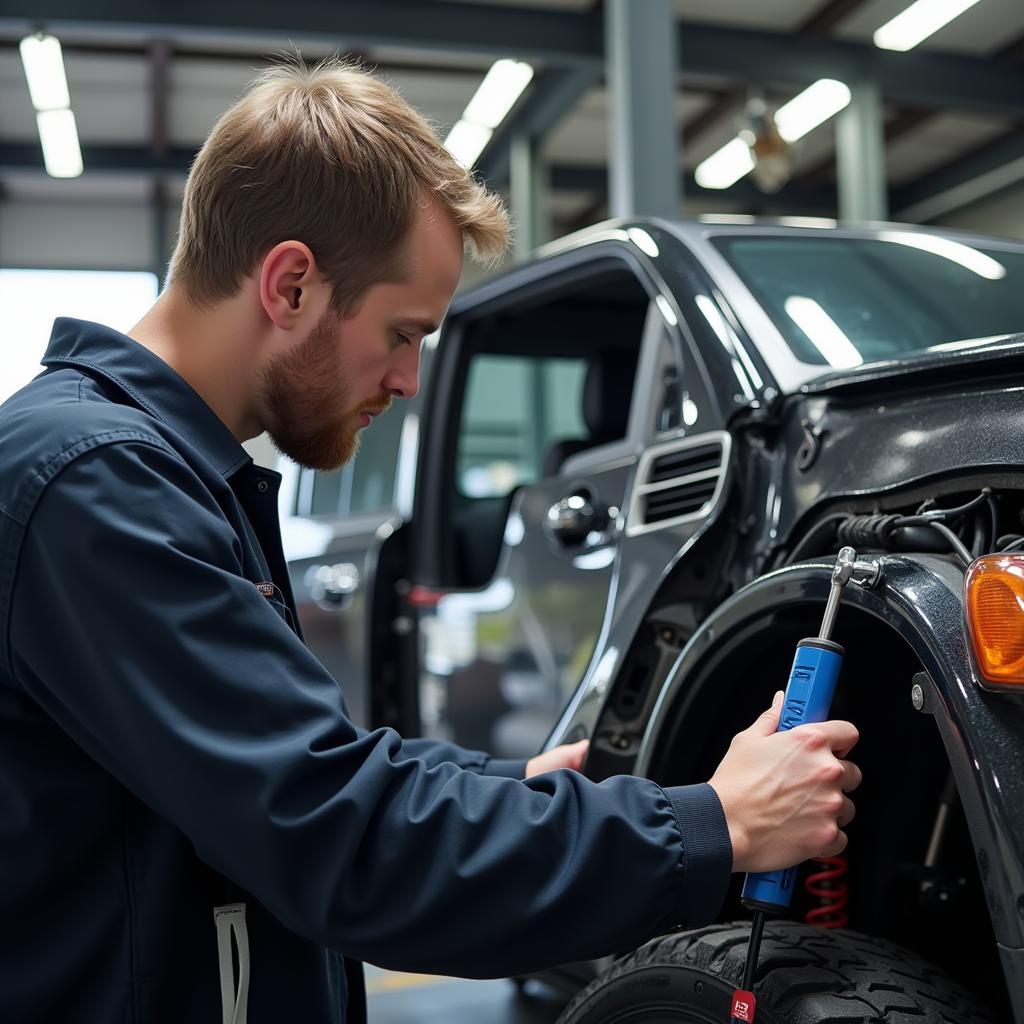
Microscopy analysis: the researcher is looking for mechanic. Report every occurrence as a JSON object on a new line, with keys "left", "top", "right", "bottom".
{"left": 0, "top": 59, "right": 860, "bottom": 1023}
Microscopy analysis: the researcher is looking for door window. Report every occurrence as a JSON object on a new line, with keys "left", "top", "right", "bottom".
{"left": 419, "top": 258, "right": 650, "bottom": 591}
{"left": 457, "top": 356, "right": 587, "bottom": 498}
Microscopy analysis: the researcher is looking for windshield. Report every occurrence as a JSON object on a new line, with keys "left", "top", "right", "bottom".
{"left": 714, "top": 233, "right": 1024, "bottom": 370}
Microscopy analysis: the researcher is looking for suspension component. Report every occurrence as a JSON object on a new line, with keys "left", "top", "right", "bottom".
{"left": 804, "top": 856, "right": 849, "bottom": 928}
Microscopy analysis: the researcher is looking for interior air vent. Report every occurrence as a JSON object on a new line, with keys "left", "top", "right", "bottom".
{"left": 627, "top": 431, "right": 730, "bottom": 537}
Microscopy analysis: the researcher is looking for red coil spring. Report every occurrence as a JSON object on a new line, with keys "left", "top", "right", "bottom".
{"left": 804, "top": 855, "right": 849, "bottom": 928}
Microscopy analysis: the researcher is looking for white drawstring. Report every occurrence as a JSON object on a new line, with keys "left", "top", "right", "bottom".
{"left": 214, "top": 903, "right": 250, "bottom": 1024}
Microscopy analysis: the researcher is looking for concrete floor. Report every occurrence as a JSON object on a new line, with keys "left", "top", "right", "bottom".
{"left": 366, "top": 966, "right": 570, "bottom": 1023}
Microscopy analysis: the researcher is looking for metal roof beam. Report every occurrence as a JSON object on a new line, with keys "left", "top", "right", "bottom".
{"left": 0, "top": 143, "right": 193, "bottom": 175}
{"left": 0, "top": 142, "right": 837, "bottom": 212}
{"left": 675, "top": 24, "right": 1023, "bottom": 116}
{"left": 798, "top": 0, "right": 874, "bottom": 36}
{"left": 1, "top": 4, "right": 1021, "bottom": 115}
{"left": 0, "top": 1, "right": 603, "bottom": 66}
{"left": 550, "top": 164, "right": 836, "bottom": 212}
{"left": 892, "top": 130, "right": 1024, "bottom": 223}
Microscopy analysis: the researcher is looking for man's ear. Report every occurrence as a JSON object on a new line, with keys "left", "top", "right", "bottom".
{"left": 259, "top": 241, "right": 322, "bottom": 330}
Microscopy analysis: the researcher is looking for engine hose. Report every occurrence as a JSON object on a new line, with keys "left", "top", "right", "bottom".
{"left": 804, "top": 856, "right": 849, "bottom": 929}
{"left": 835, "top": 514, "right": 903, "bottom": 550}
{"left": 836, "top": 514, "right": 970, "bottom": 560}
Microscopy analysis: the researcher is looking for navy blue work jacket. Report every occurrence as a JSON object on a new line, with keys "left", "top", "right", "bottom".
{"left": 0, "top": 319, "right": 732, "bottom": 1023}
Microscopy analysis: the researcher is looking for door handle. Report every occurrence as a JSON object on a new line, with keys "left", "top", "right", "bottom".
{"left": 305, "top": 562, "right": 361, "bottom": 609}
{"left": 546, "top": 493, "right": 605, "bottom": 546}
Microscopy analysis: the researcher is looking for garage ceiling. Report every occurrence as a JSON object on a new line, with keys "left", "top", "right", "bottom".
{"left": 0, "top": 0, "right": 1021, "bottom": 235}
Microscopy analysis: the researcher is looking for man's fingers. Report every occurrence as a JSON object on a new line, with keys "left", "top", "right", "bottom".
{"left": 809, "top": 719, "right": 859, "bottom": 753}
{"left": 750, "top": 690, "right": 785, "bottom": 736}
{"left": 837, "top": 796, "right": 855, "bottom": 828}
{"left": 840, "top": 759, "right": 862, "bottom": 793}
{"left": 817, "top": 829, "right": 848, "bottom": 858}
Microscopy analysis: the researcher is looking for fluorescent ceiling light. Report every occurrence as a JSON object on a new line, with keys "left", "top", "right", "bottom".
{"left": 775, "top": 80, "right": 851, "bottom": 143}
{"left": 443, "top": 58, "right": 533, "bottom": 169}
{"left": 19, "top": 33, "right": 71, "bottom": 111}
{"left": 695, "top": 138, "right": 755, "bottom": 190}
{"left": 462, "top": 59, "right": 534, "bottom": 131}
{"left": 874, "top": 0, "right": 983, "bottom": 52}
{"left": 878, "top": 231, "right": 1007, "bottom": 280}
{"left": 784, "top": 296, "right": 864, "bottom": 369}
{"left": 444, "top": 119, "right": 492, "bottom": 169}
{"left": 36, "top": 109, "right": 83, "bottom": 178}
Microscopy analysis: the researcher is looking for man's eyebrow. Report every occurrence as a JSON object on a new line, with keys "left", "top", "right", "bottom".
{"left": 394, "top": 316, "right": 439, "bottom": 336}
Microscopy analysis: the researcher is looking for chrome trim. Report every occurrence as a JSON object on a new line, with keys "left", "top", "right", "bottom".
{"left": 625, "top": 430, "right": 731, "bottom": 538}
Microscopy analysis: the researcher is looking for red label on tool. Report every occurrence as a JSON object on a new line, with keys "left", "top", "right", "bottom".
{"left": 731, "top": 990, "right": 756, "bottom": 1023}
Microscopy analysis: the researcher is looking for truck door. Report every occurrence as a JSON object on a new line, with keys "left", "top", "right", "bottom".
{"left": 408, "top": 252, "right": 668, "bottom": 758}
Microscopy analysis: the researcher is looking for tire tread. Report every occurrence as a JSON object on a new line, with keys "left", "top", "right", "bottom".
{"left": 556, "top": 922, "right": 993, "bottom": 1024}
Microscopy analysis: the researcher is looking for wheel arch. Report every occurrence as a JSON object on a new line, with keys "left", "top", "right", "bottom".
{"left": 634, "top": 554, "right": 1024, "bottom": 962}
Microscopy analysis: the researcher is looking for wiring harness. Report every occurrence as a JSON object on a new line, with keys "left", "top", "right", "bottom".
{"left": 787, "top": 488, "right": 1022, "bottom": 567}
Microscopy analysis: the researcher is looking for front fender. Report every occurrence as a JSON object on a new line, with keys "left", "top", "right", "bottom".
{"left": 636, "top": 553, "right": 1024, "bottom": 950}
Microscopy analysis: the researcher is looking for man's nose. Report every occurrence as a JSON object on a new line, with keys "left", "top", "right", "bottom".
{"left": 383, "top": 344, "right": 421, "bottom": 400}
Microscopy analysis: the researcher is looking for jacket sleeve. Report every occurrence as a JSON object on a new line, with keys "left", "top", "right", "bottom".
{"left": 389, "top": 734, "right": 528, "bottom": 779}
{"left": 8, "top": 439, "right": 731, "bottom": 978}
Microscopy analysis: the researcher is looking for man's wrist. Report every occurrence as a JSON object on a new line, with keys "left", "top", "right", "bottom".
{"left": 707, "top": 780, "right": 746, "bottom": 872}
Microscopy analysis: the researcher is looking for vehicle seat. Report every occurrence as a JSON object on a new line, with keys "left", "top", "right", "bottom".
{"left": 542, "top": 348, "right": 637, "bottom": 477}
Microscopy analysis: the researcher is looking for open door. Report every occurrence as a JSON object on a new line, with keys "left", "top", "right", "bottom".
{"left": 406, "top": 252, "right": 670, "bottom": 757}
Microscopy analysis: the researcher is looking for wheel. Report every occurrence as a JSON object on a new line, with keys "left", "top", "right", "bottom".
{"left": 555, "top": 921, "right": 993, "bottom": 1024}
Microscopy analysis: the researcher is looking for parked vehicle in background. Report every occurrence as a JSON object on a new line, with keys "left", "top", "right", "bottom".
{"left": 281, "top": 217, "right": 1024, "bottom": 1021}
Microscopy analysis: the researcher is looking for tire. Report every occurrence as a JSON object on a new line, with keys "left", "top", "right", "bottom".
{"left": 555, "top": 921, "right": 994, "bottom": 1024}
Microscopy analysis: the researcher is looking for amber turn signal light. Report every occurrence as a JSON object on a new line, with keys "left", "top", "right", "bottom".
{"left": 965, "top": 554, "right": 1024, "bottom": 686}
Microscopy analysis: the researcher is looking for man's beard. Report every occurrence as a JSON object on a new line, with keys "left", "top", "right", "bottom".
{"left": 258, "top": 314, "right": 389, "bottom": 471}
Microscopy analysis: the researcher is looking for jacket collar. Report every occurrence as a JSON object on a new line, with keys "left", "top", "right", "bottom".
{"left": 42, "top": 317, "right": 252, "bottom": 479}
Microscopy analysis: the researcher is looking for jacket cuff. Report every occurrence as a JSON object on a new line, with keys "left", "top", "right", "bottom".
{"left": 480, "top": 757, "right": 529, "bottom": 779}
{"left": 660, "top": 782, "right": 733, "bottom": 929}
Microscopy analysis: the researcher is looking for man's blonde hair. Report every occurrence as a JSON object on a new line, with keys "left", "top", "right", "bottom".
{"left": 170, "top": 57, "right": 510, "bottom": 313}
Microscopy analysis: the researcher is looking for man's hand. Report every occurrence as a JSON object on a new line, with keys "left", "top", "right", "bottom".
{"left": 708, "top": 691, "right": 861, "bottom": 874}
{"left": 525, "top": 739, "right": 589, "bottom": 779}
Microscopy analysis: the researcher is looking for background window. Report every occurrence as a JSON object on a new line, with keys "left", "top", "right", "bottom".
{"left": 349, "top": 400, "right": 405, "bottom": 515}
{"left": 1, "top": 269, "right": 159, "bottom": 405}
{"left": 302, "top": 402, "right": 406, "bottom": 518}
{"left": 310, "top": 468, "right": 345, "bottom": 517}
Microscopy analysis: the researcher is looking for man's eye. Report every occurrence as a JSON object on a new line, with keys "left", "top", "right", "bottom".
{"left": 393, "top": 332, "right": 413, "bottom": 347}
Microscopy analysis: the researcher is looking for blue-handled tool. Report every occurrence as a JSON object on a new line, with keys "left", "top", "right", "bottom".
{"left": 729, "top": 547, "right": 880, "bottom": 1024}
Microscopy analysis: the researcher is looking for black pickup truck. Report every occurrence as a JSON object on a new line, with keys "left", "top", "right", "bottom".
{"left": 280, "top": 218, "right": 1024, "bottom": 1022}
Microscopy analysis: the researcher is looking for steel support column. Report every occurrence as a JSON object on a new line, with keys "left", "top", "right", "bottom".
{"left": 150, "top": 40, "right": 172, "bottom": 288}
{"left": 510, "top": 132, "right": 549, "bottom": 261}
{"left": 836, "top": 79, "right": 888, "bottom": 222}
{"left": 605, "top": 0, "right": 680, "bottom": 218}
{"left": 152, "top": 182, "right": 170, "bottom": 288}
